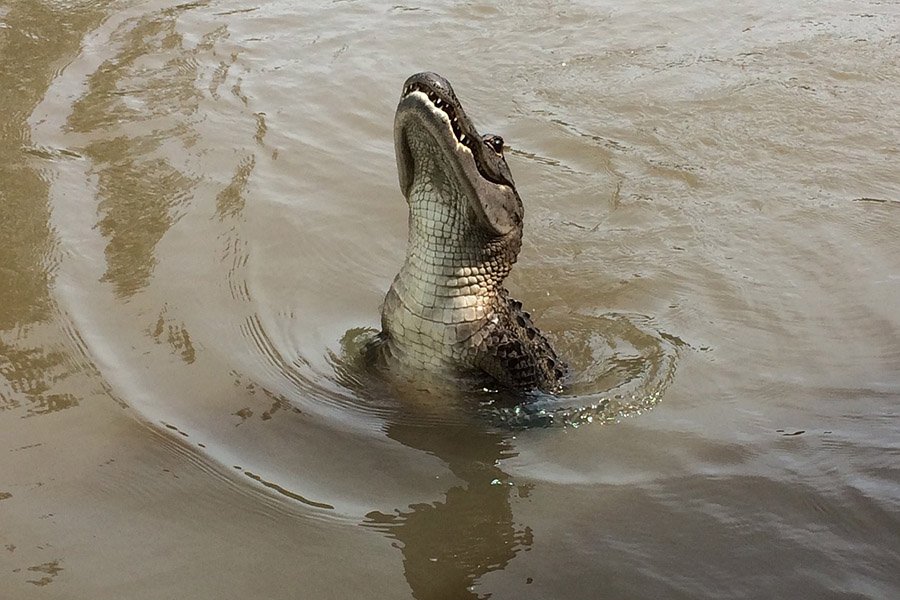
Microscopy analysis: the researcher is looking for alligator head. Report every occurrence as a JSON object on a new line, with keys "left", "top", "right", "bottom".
{"left": 394, "top": 72, "right": 524, "bottom": 242}
{"left": 373, "top": 72, "right": 564, "bottom": 392}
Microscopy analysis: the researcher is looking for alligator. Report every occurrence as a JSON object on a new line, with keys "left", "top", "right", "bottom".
{"left": 367, "top": 72, "right": 565, "bottom": 393}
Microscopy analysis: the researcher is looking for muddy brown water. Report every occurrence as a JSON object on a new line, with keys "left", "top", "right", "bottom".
{"left": 2, "top": 1, "right": 899, "bottom": 598}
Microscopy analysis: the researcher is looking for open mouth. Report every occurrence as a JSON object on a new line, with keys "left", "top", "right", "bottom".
{"left": 402, "top": 82, "right": 476, "bottom": 153}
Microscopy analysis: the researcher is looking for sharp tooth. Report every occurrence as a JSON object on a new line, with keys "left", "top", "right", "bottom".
{"left": 434, "top": 98, "right": 443, "bottom": 107}
{"left": 459, "top": 134, "right": 467, "bottom": 143}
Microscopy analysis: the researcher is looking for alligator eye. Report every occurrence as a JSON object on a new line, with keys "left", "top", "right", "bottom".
{"left": 485, "top": 135, "right": 504, "bottom": 154}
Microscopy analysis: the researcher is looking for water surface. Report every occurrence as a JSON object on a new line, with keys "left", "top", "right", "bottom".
{"left": 1, "top": 1, "right": 898, "bottom": 598}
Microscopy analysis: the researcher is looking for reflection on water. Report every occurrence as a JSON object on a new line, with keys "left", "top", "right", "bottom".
{"left": 365, "top": 412, "right": 529, "bottom": 599}
{"left": 149, "top": 306, "right": 197, "bottom": 364}
{"left": 339, "top": 314, "right": 674, "bottom": 596}
{"left": 0, "top": 0, "right": 110, "bottom": 419}
{"left": 216, "top": 155, "right": 256, "bottom": 219}
{"left": 0, "top": 339, "right": 79, "bottom": 415}
{"left": 0, "top": 1, "right": 107, "bottom": 330}
{"left": 93, "top": 157, "right": 195, "bottom": 297}
{"left": 69, "top": 8, "right": 212, "bottom": 298}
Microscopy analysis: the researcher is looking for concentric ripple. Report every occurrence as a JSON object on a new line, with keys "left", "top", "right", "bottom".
{"left": 327, "top": 313, "right": 680, "bottom": 430}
